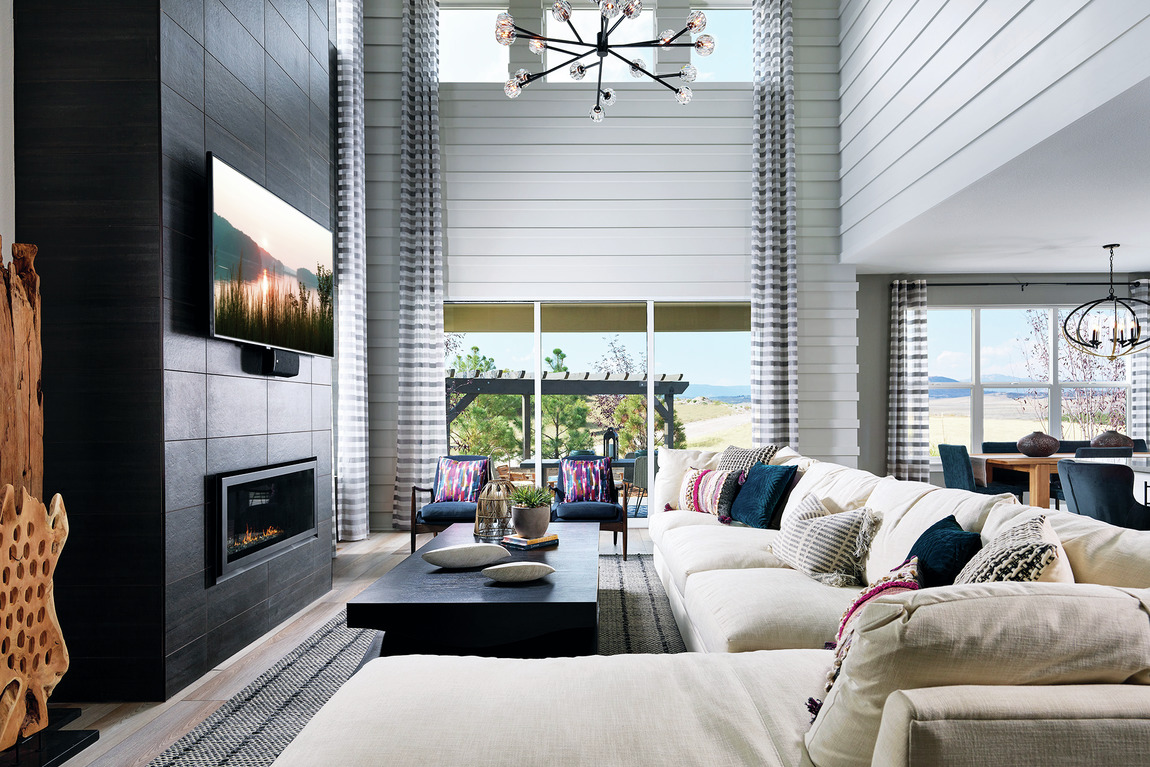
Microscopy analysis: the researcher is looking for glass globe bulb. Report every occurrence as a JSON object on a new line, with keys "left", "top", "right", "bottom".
{"left": 570, "top": 63, "right": 586, "bottom": 81}
{"left": 514, "top": 68, "right": 531, "bottom": 84}
{"left": 687, "top": 10, "right": 706, "bottom": 33}
{"left": 495, "top": 27, "right": 516, "bottom": 46}
{"left": 600, "top": 0, "right": 621, "bottom": 19}
{"left": 694, "top": 34, "right": 714, "bottom": 56}
{"left": 675, "top": 86, "right": 692, "bottom": 104}
{"left": 622, "top": 0, "right": 642, "bottom": 20}
{"left": 505, "top": 79, "right": 522, "bottom": 98}
{"left": 589, "top": 105, "right": 605, "bottom": 122}
{"left": 496, "top": 11, "right": 514, "bottom": 29}
{"left": 528, "top": 38, "right": 546, "bottom": 55}
{"left": 551, "top": 0, "right": 572, "bottom": 22}
{"left": 630, "top": 58, "right": 646, "bottom": 78}
{"left": 679, "top": 64, "right": 697, "bottom": 82}
{"left": 602, "top": 88, "right": 617, "bottom": 106}
{"left": 659, "top": 28, "right": 676, "bottom": 46}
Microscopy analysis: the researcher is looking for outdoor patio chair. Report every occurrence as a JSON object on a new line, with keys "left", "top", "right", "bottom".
{"left": 551, "top": 454, "right": 628, "bottom": 559}
{"left": 411, "top": 455, "right": 492, "bottom": 552}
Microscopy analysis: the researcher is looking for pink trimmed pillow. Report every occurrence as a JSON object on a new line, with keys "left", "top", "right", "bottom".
{"left": 560, "top": 457, "right": 613, "bottom": 503}
{"left": 677, "top": 468, "right": 740, "bottom": 516}
{"left": 433, "top": 457, "right": 490, "bottom": 503}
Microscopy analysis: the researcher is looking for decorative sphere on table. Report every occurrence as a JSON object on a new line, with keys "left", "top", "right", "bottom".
{"left": 1016, "top": 431, "right": 1059, "bottom": 457}
{"left": 1091, "top": 430, "right": 1134, "bottom": 448}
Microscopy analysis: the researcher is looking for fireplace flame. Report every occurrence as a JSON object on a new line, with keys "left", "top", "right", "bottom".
{"left": 228, "top": 524, "right": 286, "bottom": 555}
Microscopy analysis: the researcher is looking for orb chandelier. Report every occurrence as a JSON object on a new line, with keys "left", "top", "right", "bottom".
{"left": 1062, "top": 244, "right": 1150, "bottom": 360}
{"left": 494, "top": 1, "right": 715, "bottom": 122}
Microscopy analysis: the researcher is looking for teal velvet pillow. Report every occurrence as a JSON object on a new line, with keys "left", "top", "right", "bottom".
{"left": 907, "top": 514, "right": 983, "bottom": 588}
{"left": 729, "top": 463, "right": 797, "bottom": 528}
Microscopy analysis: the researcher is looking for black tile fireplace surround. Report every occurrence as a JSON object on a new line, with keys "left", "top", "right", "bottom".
{"left": 217, "top": 459, "right": 318, "bottom": 582}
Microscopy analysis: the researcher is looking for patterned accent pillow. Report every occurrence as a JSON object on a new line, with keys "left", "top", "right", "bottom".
{"left": 818, "top": 557, "right": 920, "bottom": 713}
{"left": 716, "top": 445, "right": 779, "bottom": 474}
{"left": 560, "top": 457, "right": 613, "bottom": 503}
{"left": 954, "top": 515, "right": 1073, "bottom": 584}
{"left": 677, "top": 469, "right": 741, "bottom": 516}
{"left": 769, "top": 493, "right": 882, "bottom": 587}
{"left": 432, "top": 457, "right": 489, "bottom": 503}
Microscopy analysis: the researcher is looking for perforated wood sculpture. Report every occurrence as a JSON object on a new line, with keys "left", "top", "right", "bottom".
{"left": 0, "top": 486, "right": 67, "bottom": 749}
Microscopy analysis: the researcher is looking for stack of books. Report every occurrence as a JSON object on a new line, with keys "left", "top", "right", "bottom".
{"left": 502, "top": 533, "right": 559, "bottom": 550}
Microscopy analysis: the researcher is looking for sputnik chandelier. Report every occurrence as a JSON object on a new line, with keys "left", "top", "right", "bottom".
{"left": 1062, "top": 244, "right": 1150, "bottom": 360}
{"left": 494, "top": 1, "right": 715, "bottom": 122}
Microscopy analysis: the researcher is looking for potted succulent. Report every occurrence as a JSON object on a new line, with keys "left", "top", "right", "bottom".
{"left": 509, "top": 485, "right": 552, "bottom": 539}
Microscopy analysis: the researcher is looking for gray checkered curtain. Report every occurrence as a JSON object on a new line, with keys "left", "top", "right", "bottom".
{"left": 887, "top": 280, "right": 929, "bottom": 481}
{"left": 335, "top": 0, "right": 369, "bottom": 541}
{"left": 393, "top": 0, "right": 447, "bottom": 529}
{"left": 1129, "top": 280, "right": 1150, "bottom": 439}
{"left": 750, "top": 0, "right": 798, "bottom": 448}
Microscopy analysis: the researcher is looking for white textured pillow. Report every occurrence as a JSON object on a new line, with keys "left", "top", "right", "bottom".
{"left": 650, "top": 448, "right": 721, "bottom": 512}
{"left": 422, "top": 543, "right": 510, "bottom": 569}
{"left": 769, "top": 494, "right": 881, "bottom": 587}
{"left": 955, "top": 515, "right": 1074, "bottom": 584}
{"left": 806, "top": 582, "right": 1150, "bottom": 767}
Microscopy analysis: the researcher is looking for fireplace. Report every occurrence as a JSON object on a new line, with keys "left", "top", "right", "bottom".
{"left": 215, "top": 458, "right": 318, "bottom": 582}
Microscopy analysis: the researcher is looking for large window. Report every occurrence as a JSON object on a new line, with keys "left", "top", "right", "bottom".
{"left": 440, "top": 9, "right": 509, "bottom": 82}
{"left": 545, "top": 9, "right": 656, "bottom": 83}
{"left": 927, "top": 307, "right": 1129, "bottom": 457}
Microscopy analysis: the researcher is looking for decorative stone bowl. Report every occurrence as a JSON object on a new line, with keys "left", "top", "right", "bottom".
{"left": 1091, "top": 430, "right": 1134, "bottom": 448}
{"left": 1017, "top": 431, "right": 1059, "bottom": 457}
{"left": 512, "top": 505, "right": 550, "bottom": 539}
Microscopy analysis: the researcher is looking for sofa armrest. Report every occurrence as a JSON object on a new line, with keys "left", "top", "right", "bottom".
{"left": 872, "top": 684, "right": 1150, "bottom": 767}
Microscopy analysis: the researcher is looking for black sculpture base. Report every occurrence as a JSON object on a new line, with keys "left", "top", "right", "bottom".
{"left": 0, "top": 708, "right": 99, "bottom": 767}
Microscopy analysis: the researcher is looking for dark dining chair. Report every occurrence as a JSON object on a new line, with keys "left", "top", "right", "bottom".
{"left": 1075, "top": 447, "right": 1134, "bottom": 458}
{"left": 1057, "top": 459, "right": 1150, "bottom": 530}
{"left": 938, "top": 445, "right": 1025, "bottom": 501}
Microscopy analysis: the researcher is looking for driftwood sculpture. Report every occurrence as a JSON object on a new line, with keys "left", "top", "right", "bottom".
{"left": 0, "top": 486, "right": 67, "bottom": 749}
{"left": 0, "top": 238, "right": 43, "bottom": 500}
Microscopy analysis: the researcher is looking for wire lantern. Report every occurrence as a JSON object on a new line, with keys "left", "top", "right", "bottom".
{"left": 475, "top": 478, "right": 517, "bottom": 541}
{"left": 1062, "top": 244, "right": 1150, "bottom": 361}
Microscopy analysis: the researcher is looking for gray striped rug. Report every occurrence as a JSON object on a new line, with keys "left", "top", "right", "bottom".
{"left": 147, "top": 554, "right": 683, "bottom": 766}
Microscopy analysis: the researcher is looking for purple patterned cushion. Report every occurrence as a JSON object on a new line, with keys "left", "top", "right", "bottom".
{"left": 433, "top": 457, "right": 489, "bottom": 503}
{"left": 677, "top": 469, "right": 740, "bottom": 516}
{"left": 560, "top": 458, "right": 612, "bottom": 503}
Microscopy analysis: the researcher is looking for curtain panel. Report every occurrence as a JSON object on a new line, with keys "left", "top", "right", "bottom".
{"left": 335, "top": 0, "right": 369, "bottom": 541}
{"left": 887, "top": 280, "right": 929, "bottom": 481}
{"left": 393, "top": 0, "right": 448, "bottom": 529}
{"left": 749, "top": 0, "right": 799, "bottom": 448}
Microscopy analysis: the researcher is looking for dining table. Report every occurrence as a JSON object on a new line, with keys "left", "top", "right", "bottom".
{"left": 974, "top": 452, "right": 1147, "bottom": 508}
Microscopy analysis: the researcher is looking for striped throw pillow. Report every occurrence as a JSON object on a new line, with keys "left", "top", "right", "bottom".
{"left": 432, "top": 457, "right": 489, "bottom": 503}
{"left": 954, "top": 515, "right": 1072, "bottom": 584}
{"left": 716, "top": 445, "right": 779, "bottom": 474}
{"left": 678, "top": 469, "right": 741, "bottom": 516}
{"left": 769, "top": 493, "right": 882, "bottom": 587}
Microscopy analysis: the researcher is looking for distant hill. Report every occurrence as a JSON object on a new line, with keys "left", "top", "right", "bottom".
{"left": 213, "top": 213, "right": 318, "bottom": 289}
{"left": 928, "top": 376, "right": 969, "bottom": 399}
{"left": 684, "top": 384, "right": 751, "bottom": 399}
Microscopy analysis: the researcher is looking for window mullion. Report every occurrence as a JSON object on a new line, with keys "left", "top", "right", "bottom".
{"left": 1049, "top": 306, "right": 1061, "bottom": 439}
{"left": 972, "top": 309, "right": 983, "bottom": 452}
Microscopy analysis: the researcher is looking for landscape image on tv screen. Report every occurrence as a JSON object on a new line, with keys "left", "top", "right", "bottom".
{"left": 211, "top": 154, "right": 334, "bottom": 357}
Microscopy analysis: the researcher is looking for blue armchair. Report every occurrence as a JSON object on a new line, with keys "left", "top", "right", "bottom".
{"left": 1058, "top": 459, "right": 1150, "bottom": 530}
{"left": 551, "top": 455, "right": 628, "bottom": 559}
{"left": 939, "top": 444, "right": 1024, "bottom": 501}
{"left": 410, "top": 455, "right": 492, "bottom": 553}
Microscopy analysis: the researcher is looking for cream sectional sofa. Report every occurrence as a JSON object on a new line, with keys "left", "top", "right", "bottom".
{"left": 273, "top": 451, "right": 1150, "bottom": 767}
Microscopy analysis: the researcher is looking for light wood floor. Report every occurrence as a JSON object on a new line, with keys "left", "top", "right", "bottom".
{"left": 58, "top": 525, "right": 655, "bottom": 767}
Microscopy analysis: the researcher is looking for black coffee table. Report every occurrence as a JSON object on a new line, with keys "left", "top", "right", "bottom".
{"left": 347, "top": 523, "right": 600, "bottom": 659}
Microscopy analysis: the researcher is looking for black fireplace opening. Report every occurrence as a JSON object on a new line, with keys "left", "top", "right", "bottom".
{"left": 215, "top": 458, "right": 318, "bottom": 581}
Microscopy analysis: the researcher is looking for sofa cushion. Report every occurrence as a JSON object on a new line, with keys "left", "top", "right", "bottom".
{"left": 658, "top": 525, "right": 784, "bottom": 596}
{"left": 730, "top": 464, "right": 797, "bottom": 529}
{"left": 907, "top": 515, "right": 982, "bottom": 588}
{"left": 776, "top": 463, "right": 882, "bottom": 529}
{"left": 552, "top": 501, "right": 622, "bottom": 522}
{"left": 418, "top": 501, "right": 477, "bottom": 523}
{"left": 770, "top": 494, "right": 880, "bottom": 587}
{"left": 955, "top": 515, "right": 1074, "bottom": 584}
{"left": 648, "top": 508, "right": 724, "bottom": 547}
{"left": 863, "top": 477, "right": 1016, "bottom": 584}
{"left": 684, "top": 567, "right": 860, "bottom": 652}
{"left": 275, "top": 650, "right": 833, "bottom": 767}
{"left": 805, "top": 582, "right": 1150, "bottom": 767}
{"left": 650, "top": 448, "right": 721, "bottom": 512}
{"left": 982, "top": 503, "right": 1150, "bottom": 588}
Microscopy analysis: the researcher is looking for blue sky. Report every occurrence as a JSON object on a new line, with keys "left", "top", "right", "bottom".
{"left": 929, "top": 308, "right": 1048, "bottom": 381}
{"left": 439, "top": 8, "right": 751, "bottom": 83}
{"left": 449, "top": 331, "right": 751, "bottom": 390}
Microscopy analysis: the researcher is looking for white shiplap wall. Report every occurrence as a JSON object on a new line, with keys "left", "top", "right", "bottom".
{"left": 364, "top": 0, "right": 402, "bottom": 530}
{"left": 364, "top": 0, "right": 859, "bottom": 529}
{"left": 838, "top": 0, "right": 1150, "bottom": 262}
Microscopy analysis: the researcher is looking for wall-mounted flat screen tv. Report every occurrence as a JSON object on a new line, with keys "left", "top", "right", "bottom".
{"left": 209, "top": 153, "right": 334, "bottom": 357}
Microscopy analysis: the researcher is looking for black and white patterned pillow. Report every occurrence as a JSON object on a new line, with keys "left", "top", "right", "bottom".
{"left": 954, "top": 515, "right": 1058, "bottom": 584}
{"left": 768, "top": 493, "right": 882, "bottom": 587}
{"left": 716, "top": 445, "right": 779, "bottom": 473}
